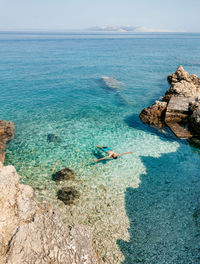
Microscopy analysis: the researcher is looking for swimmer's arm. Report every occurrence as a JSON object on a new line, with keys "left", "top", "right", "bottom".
{"left": 96, "top": 145, "right": 107, "bottom": 149}
{"left": 117, "top": 152, "right": 133, "bottom": 157}
{"left": 94, "top": 156, "right": 111, "bottom": 162}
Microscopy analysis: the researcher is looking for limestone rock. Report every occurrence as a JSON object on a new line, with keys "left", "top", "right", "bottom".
{"left": 0, "top": 165, "right": 99, "bottom": 264}
{"left": 164, "top": 121, "right": 193, "bottom": 139}
{"left": 57, "top": 187, "right": 80, "bottom": 205}
{"left": 0, "top": 120, "right": 14, "bottom": 164}
{"left": 164, "top": 96, "right": 194, "bottom": 139}
{"left": 0, "top": 165, "right": 39, "bottom": 262}
{"left": 168, "top": 65, "right": 191, "bottom": 84}
{"left": 165, "top": 96, "right": 194, "bottom": 124}
{"left": 164, "top": 80, "right": 199, "bottom": 101}
{"left": 53, "top": 168, "right": 76, "bottom": 181}
{"left": 139, "top": 101, "right": 167, "bottom": 127}
{"left": 164, "top": 66, "right": 200, "bottom": 101}
{"left": 139, "top": 66, "right": 200, "bottom": 140}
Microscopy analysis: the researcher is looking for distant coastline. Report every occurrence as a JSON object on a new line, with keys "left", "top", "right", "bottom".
{"left": 0, "top": 25, "right": 187, "bottom": 34}
{"left": 87, "top": 25, "right": 177, "bottom": 33}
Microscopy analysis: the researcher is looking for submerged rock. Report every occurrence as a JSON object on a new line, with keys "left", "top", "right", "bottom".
{"left": 139, "top": 66, "right": 200, "bottom": 140}
{"left": 0, "top": 165, "right": 99, "bottom": 264}
{"left": 0, "top": 120, "right": 14, "bottom": 164}
{"left": 100, "top": 76, "right": 121, "bottom": 91}
{"left": 57, "top": 187, "right": 80, "bottom": 205}
{"left": 53, "top": 168, "right": 76, "bottom": 181}
{"left": 47, "top": 133, "right": 59, "bottom": 143}
{"left": 193, "top": 207, "right": 200, "bottom": 230}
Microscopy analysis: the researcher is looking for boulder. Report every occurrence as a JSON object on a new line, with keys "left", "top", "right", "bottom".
{"left": 139, "top": 101, "right": 167, "bottom": 127}
{"left": 53, "top": 168, "right": 76, "bottom": 181}
{"left": 163, "top": 80, "right": 199, "bottom": 101}
{"left": 164, "top": 66, "right": 200, "bottom": 101}
{"left": 0, "top": 120, "right": 14, "bottom": 164}
{"left": 167, "top": 65, "right": 191, "bottom": 84}
{"left": 0, "top": 165, "right": 99, "bottom": 264}
{"left": 47, "top": 134, "right": 59, "bottom": 143}
{"left": 100, "top": 76, "right": 121, "bottom": 91}
{"left": 57, "top": 187, "right": 80, "bottom": 205}
{"left": 139, "top": 66, "right": 200, "bottom": 140}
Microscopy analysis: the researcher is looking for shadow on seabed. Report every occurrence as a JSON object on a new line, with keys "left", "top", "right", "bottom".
{"left": 117, "top": 144, "right": 200, "bottom": 263}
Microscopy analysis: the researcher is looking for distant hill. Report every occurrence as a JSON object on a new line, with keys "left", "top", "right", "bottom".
{"left": 87, "top": 26, "right": 172, "bottom": 32}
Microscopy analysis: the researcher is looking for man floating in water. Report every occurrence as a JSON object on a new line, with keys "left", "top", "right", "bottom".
{"left": 95, "top": 145, "right": 132, "bottom": 162}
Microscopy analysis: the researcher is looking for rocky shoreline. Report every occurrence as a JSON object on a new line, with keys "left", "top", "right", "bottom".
{"left": 0, "top": 121, "right": 99, "bottom": 264}
{"left": 0, "top": 120, "right": 14, "bottom": 165}
{"left": 140, "top": 66, "right": 200, "bottom": 141}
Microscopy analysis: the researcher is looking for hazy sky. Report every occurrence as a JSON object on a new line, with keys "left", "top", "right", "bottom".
{"left": 0, "top": 0, "right": 200, "bottom": 31}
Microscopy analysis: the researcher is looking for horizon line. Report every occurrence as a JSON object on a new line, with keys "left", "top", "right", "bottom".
{"left": 0, "top": 29, "right": 198, "bottom": 34}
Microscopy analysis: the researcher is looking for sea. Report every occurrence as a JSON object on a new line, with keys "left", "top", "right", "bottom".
{"left": 0, "top": 32, "right": 200, "bottom": 263}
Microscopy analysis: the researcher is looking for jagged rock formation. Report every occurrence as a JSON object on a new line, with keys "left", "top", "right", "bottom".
{"left": 139, "top": 101, "right": 167, "bottom": 127}
{"left": 0, "top": 120, "right": 14, "bottom": 164}
{"left": 0, "top": 165, "right": 99, "bottom": 264}
{"left": 140, "top": 66, "right": 200, "bottom": 140}
{"left": 164, "top": 66, "right": 200, "bottom": 101}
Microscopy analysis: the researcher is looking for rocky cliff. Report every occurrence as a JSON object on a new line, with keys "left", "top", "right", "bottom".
{"left": 0, "top": 165, "right": 100, "bottom": 264}
{"left": 140, "top": 66, "right": 200, "bottom": 140}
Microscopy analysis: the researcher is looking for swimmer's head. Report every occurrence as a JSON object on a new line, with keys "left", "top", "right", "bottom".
{"left": 112, "top": 154, "right": 118, "bottom": 159}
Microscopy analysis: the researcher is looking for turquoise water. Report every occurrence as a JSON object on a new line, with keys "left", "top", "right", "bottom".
{"left": 1, "top": 32, "right": 200, "bottom": 263}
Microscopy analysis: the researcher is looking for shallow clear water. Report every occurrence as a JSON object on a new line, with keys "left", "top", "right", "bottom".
{"left": 1, "top": 32, "right": 200, "bottom": 263}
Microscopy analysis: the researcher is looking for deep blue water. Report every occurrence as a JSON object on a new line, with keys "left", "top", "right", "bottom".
{"left": 0, "top": 32, "right": 200, "bottom": 263}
